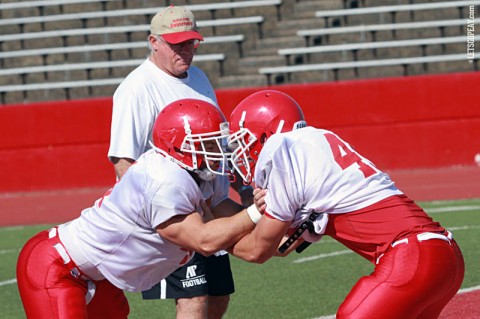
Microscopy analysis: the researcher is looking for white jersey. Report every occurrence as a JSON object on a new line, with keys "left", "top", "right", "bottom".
{"left": 58, "top": 150, "right": 224, "bottom": 292}
{"left": 108, "top": 58, "right": 218, "bottom": 161}
{"left": 255, "top": 127, "right": 403, "bottom": 228}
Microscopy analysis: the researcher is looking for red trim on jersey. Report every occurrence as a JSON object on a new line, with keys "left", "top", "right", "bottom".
{"left": 265, "top": 211, "right": 298, "bottom": 236}
{"left": 264, "top": 212, "right": 277, "bottom": 220}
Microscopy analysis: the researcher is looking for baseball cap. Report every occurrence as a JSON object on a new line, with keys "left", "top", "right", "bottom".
{"left": 150, "top": 5, "right": 204, "bottom": 44}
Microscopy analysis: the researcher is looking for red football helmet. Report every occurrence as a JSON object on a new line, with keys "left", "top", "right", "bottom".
{"left": 228, "top": 90, "right": 307, "bottom": 184}
{"left": 152, "top": 99, "right": 230, "bottom": 180}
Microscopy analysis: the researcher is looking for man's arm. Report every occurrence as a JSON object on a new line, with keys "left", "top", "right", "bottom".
{"left": 228, "top": 216, "right": 291, "bottom": 264}
{"left": 110, "top": 157, "right": 135, "bottom": 179}
{"left": 156, "top": 206, "right": 261, "bottom": 257}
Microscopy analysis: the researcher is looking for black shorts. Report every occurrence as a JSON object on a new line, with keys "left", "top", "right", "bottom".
{"left": 142, "top": 252, "right": 235, "bottom": 300}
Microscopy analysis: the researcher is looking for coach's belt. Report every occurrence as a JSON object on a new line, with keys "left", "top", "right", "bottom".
{"left": 391, "top": 231, "right": 453, "bottom": 248}
{"left": 49, "top": 227, "right": 104, "bottom": 281}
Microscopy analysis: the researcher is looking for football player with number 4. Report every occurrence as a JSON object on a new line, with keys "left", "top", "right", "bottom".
{"left": 227, "top": 90, "right": 464, "bottom": 319}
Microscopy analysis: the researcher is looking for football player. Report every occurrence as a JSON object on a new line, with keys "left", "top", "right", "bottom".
{"left": 16, "top": 99, "right": 264, "bottom": 318}
{"left": 227, "top": 90, "right": 464, "bottom": 319}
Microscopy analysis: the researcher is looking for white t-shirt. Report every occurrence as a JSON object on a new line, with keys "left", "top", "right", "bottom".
{"left": 255, "top": 127, "right": 403, "bottom": 228}
{"left": 58, "top": 150, "right": 228, "bottom": 292}
{"left": 108, "top": 58, "right": 218, "bottom": 161}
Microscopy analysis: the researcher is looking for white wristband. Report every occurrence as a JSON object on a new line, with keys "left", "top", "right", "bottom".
{"left": 246, "top": 204, "right": 262, "bottom": 224}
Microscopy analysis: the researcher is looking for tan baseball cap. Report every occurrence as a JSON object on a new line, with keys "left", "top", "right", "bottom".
{"left": 150, "top": 5, "right": 204, "bottom": 44}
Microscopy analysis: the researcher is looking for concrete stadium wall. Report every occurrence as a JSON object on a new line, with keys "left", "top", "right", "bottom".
{"left": 1, "top": 72, "right": 479, "bottom": 192}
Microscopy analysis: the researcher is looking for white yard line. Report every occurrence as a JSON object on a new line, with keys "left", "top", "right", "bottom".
{"left": 293, "top": 250, "right": 353, "bottom": 264}
{"left": 0, "top": 249, "right": 18, "bottom": 254}
{"left": 0, "top": 226, "right": 26, "bottom": 232}
{"left": 458, "top": 284, "right": 480, "bottom": 294}
{"left": 425, "top": 205, "right": 480, "bottom": 213}
{"left": 0, "top": 278, "right": 17, "bottom": 286}
{"left": 448, "top": 225, "right": 480, "bottom": 231}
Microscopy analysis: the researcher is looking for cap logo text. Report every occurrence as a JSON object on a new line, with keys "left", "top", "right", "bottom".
{"left": 170, "top": 18, "right": 193, "bottom": 28}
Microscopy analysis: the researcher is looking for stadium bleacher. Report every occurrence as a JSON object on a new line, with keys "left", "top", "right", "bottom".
{"left": 0, "top": 0, "right": 478, "bottom": 104}
{"left": 313, "top": 1, "right": 480, "bottom": 26}
{"left": 259, "top": 53, "right": 477, "bottom": 85}
{"left": 297, "top": 18, "right": 479, "bottom": 45}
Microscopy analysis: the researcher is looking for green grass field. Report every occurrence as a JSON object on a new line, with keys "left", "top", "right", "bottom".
{"left": 2, "top": 198, "right": 479, "bottom": 319}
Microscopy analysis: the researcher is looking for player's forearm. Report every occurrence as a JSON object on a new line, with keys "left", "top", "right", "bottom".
{"left": 228, "top": 217, "right": 290, "bottom": 263}
{"left": 228, "top": 232, "right": 275, "bottom": 264}
{"left": 229, "top": 234, "right": 301, "bottom": 260}
{"left": 195, "top": 208, "right": 257, "bottom": 256}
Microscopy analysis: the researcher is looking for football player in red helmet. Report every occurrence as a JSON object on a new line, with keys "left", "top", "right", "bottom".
{"left": 16, "top": 99, "right": 265, "bottom": 319}
{"left": 228, "top": 90, "right": 307, "bottom": 184}
{"left": 151, "top": 98, "right": 231, "bottom": 181}
{"left": 227, "top": 90, "right": 464, "bottom": 319}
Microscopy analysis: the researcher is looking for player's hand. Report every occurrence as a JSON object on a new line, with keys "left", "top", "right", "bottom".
{"left": 253, "top": 188, "right": 267, "bottom": 214}
{"left": 243, "top": 188, "right": 266, "bottom": 225}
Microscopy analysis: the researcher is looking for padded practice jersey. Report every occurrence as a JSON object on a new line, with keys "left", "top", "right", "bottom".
{"left": 58, "top": 150, "right": 228, "bottom": 292}
{"left": 255, "top": 126, "right": 403, "bottom": 226}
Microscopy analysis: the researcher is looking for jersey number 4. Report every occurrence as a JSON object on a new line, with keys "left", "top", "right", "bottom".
{"left": 324, "top": 133, "right": 376, "bottom": 178}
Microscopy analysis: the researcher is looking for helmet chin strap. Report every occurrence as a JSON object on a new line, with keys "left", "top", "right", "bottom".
{"left": 195, "top": 168, "right": 217, "bottom": 181}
